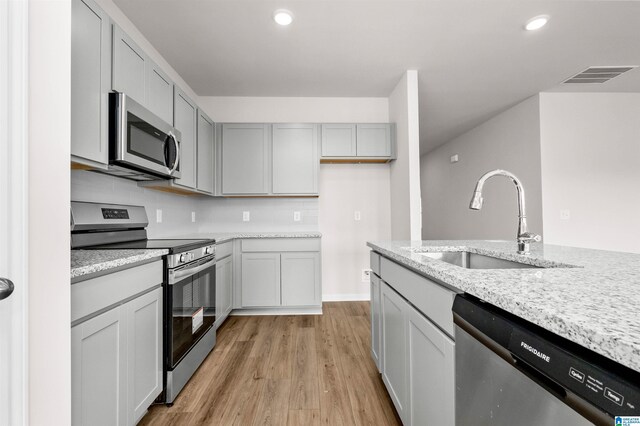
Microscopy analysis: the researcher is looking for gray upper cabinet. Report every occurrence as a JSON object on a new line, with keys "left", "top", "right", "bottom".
{"left": 146, "top": 62, "right": 174, "bottom": 125}
{"left": 319, "top": 123, "right": 395, "bottom": 162}
{"left": 197, "top": 110, "right": 215, "bottom": 194}
{"left": 112, "top": 25, "right": 146, "bottom": 105}
{"left": 281, "top": 252, "right": 320, "bottom": 306}
{"left": 173, "top": 87, "right": 197, "bottom": 189}
{"left": 272, "top": 124, "right": 318, "bottom": 195}
{"left": 356, "top": 124, "right": 392, "bottom": 157}
{"left": 221, "top": 124, "right": 270, "bottom": 195}
{"left": 71, "top": 0, "right": 111, "bottom": 167}
{"left": 321, "top": 124, "right": 356, "bottom": 157}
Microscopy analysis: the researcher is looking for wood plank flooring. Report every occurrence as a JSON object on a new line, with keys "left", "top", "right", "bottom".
{"left": 140, "top": 302, "right": 401, "bottom": 426}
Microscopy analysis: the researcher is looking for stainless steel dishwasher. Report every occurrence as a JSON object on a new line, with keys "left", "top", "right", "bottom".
{"left": 453, "top": 294, "right": 639, "bottom": 426}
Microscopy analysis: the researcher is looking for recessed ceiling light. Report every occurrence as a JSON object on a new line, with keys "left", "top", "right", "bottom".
{"left": 525, "top": 15, "right": 549, "bottom": 31}
{"left": 273, "top": 9, "right": 293, "bottom": 26}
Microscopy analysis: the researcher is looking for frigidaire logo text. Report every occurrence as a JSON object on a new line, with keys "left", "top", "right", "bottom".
{"left": 521, "top": 341, "right": 551, "bottom": 362}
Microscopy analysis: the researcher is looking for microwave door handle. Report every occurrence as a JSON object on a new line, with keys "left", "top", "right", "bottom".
{"left": 168, "top": 131, "right": 180, "bottom": 176}
{"left": 169, "top": 257, "right": 215, "bottom": 285}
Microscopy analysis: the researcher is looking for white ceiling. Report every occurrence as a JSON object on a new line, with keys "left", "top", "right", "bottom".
{"left": 113, "top": 0, "right": 640, "bottom": 153}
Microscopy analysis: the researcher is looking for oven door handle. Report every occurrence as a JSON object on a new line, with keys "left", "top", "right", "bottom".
{"left": 168, "top": 257, "right": 216, "bottom": 285}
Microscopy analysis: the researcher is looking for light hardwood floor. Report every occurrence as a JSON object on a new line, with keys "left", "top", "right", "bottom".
{"left": 140, "top": 302, "right": 401, "bottom": 426}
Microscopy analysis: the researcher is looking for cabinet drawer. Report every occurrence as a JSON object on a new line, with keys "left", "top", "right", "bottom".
{"left": 370, "top": 251, "right": 381, "bottom": 276}
{"left": 216, "top": 241, "right": 233, "bottom": 259}
{"left": 72, "top": 260, "right": 163, "bottom": 323}
{"left": 241, "top": 238, "right": 320, "bottom": 252}
{"left": 380, "top": 257, "right": 457, "bottom": 337}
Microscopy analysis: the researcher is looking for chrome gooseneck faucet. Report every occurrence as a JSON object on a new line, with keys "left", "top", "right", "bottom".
{"left": 469, "top": 169, "right": 541, "bottom": 254}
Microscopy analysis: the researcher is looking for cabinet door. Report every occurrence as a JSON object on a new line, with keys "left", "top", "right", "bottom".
{"left": 221, "top": 124, "right": 270, "bottom": 195}
{"left": 370, "top": 274, "right": 382, "bottom": 372}
{"left": 146, "top": 62, "right": 173, "bottom": 125}
{"left": 72, "top": 307, "right": 127, "bottom": 426}
{"left": 173, "top": 87, "right": 197, "bottom": 189}
{"left": 112, "top": 25, "right": 146, "bottom": 105}
{"left": 381, "top": 281, "right": 408, "bottom": 423}
{"left": 197, "top": 111, "right": 215, "bottom": 194}
{"left": 321, "top": 124, "right": 356, "bottom": 157}
{"left": 71, "top": 0, "right": 111, "bottom": 166}
{"left": 272, "top": 124, "right": 318, "bottom": 195}
{"left": 215, "top": 255, "right": 233, "bottom": 327}
{"left": 407, "top": 304, "right": 455, "bottom": 426}
{"left": 125, "top": 288, "right": 163, "bottom": 425}
{"left": 241, "top": 253, "right": 280, "bottom": 307}
{"left": 356, "top": 124, "right": 391, "bottom": 157}
{"left": 281, "top": 252, "right": 320, "bottom": 306}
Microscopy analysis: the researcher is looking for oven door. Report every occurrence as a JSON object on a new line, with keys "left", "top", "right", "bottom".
{"left": 110, "top": 92, "right": 182, "bottom": 179}
{"left": 166, "top": 256, "right": 216, "bottom": 368}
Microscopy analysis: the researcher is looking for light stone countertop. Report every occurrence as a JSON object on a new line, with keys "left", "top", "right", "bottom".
{"left": 367, "top": 240, "right": 640, "bottom": 373}
{"left": 70, "top": 232, "right": 320, "bottom": 280}
{"left": 71, "top": 249, "right": 168, "bottom": 281}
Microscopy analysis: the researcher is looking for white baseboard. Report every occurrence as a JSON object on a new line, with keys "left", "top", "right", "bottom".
{"left": 322, "top": 293, "right": 370, "bottom": 302}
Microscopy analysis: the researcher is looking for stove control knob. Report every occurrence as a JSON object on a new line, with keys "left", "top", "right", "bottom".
{"left": 179, "top": 253, "right": 188, "bottom": 263}
{"left": 205, "top": 246, "right": 212, "bottom": 255}
{"left": 189, "top": 252, "right": 195, "bottom": 261}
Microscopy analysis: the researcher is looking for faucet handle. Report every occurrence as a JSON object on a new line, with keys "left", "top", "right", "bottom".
{"left": 519, "top": 232, "right": 542, "bottom": 243}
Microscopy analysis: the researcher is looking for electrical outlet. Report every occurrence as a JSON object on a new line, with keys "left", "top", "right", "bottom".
{"left": 243, "top": 211, "right": 250, "bottom": 222}
{"left": 156, "top": 209, "right": 162, "bottom": 223}
{"left": 361, "top": 269, "right": 371, "bottom": 282}
{"left": 354, "top": 211, "right": 361, "bottom": 221}
{"left": 191, "top": 211, "right": 196, "bottom": 223}
{"left": 560, "top": 209, "right": 571, "bottom": 220}
{"left": 293, "top": 211, "right": 301, "bottom": 222}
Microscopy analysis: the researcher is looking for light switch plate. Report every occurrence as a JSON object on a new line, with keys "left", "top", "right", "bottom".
{"left": 450, "top": 154, "right": 459, "bottom": 163}
{"left": 361, "top": 269, "right": 371, "bottom": 282}
{"left": 191, "top": 211, "right": 196, "bottom": 222}
{"left": 560, "top": 209, "right": 571, "bottom": 220}
{"left": 293, "top": 211, "right": 301, "bottom": 222}
{"left": 354, "top": 211, "right": 361, "bottom": 221}
{"left": 156, "top": 209, "right": 162, "bottom": 223}
{"left": 243, "top": 211, "right": 250, "bottom": 222}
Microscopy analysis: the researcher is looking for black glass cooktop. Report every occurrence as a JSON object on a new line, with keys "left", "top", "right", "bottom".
{"left": 88, "top": 238, "right": 215, "bottom": 253}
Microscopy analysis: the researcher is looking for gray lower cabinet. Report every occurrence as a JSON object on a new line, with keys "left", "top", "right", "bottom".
{"left": 221, "top": 124, "right": 270, "bottom": 195}
{"left": 281, "top": 252, "right": 321, "bottom": 306}
{"left": 215, "top": 255, "right": 233, "bottom": 327}
{"left": 72, "top": 306, "right": 127, "bottom": 426}
{"left": 370, "top": 273, "right": 382, "bottom": 372}
{"left": 197, "top": 111, "right": 215, "bottom": 194}
{"left": 173, "top": 87, "right": 197, "bottom": 189}
{"left": 272, "top": 124, "right": 318, "bottom": 195}
{"left": 71, "top": 0, "right": 111, "bottom": 167}
{"left": 407, "top": 302, "right": 455, "bottom": 426}
{"left": 381, "top": 281, "right": 409, "bottom": 423}
{"left": 125, "top": 288, "right": 163, "bottom": 425}
{"left": 241, "top": 253, "right": 281, "bottom": 307}
{"left": 112, "top": 25, "right": 146, "bottom": 106}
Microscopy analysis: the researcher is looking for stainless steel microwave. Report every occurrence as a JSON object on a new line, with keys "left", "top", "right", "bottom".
{"left": 106, "top": 92, "right": 181, "bottom": 181}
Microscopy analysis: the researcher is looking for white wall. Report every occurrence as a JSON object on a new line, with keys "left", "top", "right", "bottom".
{"left": 421, "top": 95, "right": 543, "bottom": 241}
{"left": 388, "top": 70, "right": 422, "bottom": 240}
{"left": 540, "top": 92, "right": 640, "bottom": 253}
{"left": 71, "top": 171, "right": 201, "bottom": 238}
{"left": 198, "top": 96, "right": 391, "bottom": 300}
{"left": 29, "top": 0, "right": 71, "bottom": 423}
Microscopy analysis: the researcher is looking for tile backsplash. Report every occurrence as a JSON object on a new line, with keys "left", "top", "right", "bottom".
{"left": 71, "top": 171, "right": 319, "bottom": 237}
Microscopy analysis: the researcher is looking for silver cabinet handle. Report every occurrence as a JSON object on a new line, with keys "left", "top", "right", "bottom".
{"left": 168, "top": 131, "right": 180, "bottom": 176}
{"left": 168, "top": 258, "right": 216, "bottom": 285}
{"left": 0, "top": 278, "right": 15, "bottom": 301}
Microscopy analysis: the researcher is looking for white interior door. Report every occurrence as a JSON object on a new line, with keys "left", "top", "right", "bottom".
{"left": 0, "top": 0, "right": 28, "bottom": 424}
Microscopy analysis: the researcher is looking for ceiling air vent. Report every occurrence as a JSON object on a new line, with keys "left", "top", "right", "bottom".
{"left": 563, "top": 66, "right": 637, "bottom": 84}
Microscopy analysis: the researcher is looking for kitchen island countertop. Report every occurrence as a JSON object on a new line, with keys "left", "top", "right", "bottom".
{"left": 367, "top": 240, "right": 640, "bottom": 373}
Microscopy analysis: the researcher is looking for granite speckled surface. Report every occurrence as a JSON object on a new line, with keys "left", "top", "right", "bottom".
{"left": 367, "top": 240, "right": 640, "bottom": 373}
{"left": 205, "top": 232, "right": 322, "bottom": 244}
{"left": 71, "top": 249, "right": 168, "bottom": 280}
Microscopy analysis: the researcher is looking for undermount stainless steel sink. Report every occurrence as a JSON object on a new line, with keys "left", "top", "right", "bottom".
{"left": 419, "top": 251, "right": 541, "bottom": 269}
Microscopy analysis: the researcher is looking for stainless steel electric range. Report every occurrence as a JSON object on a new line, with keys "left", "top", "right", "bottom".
{"left": 71, "top": 201, "right": 216, "bottom": 404}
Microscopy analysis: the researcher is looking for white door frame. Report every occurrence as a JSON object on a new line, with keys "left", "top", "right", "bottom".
{"left": 0, "top": 0, "right": 29, "bottom": 424}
